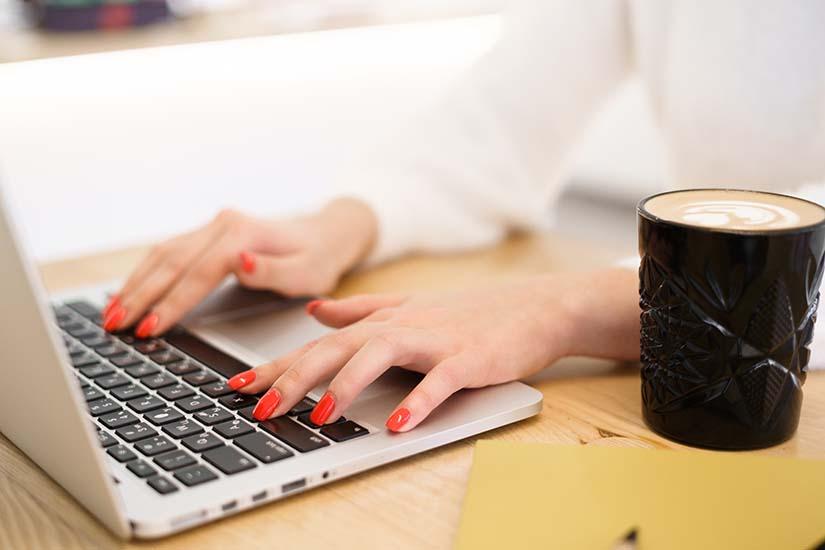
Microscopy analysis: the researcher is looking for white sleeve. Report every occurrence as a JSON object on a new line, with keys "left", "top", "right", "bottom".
{"left": 341, "top": 0, "right": 632, "bottom": 264}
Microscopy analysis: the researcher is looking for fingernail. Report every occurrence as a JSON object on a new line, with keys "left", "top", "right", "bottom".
{"left": 385, "top": 408, "right": 411, "bottom": 432}
{"left": 305, "top": 300, "right": 323, "bottom": 316}
{"left": 135, "top": 313, "right": 159, "bottom": 339}
{"left": 228, "top": 370, "right": 256, "bottom": 391}
{"left": 239, "top": 251, "right": 256, "bottom": 274}
{"left": 309, "top": 391, "right": 335, "bottom": 425}
{"left": 102, "top": 295, "right": 120, "bottom": 318}
{"left": 253, "top": 388, "right": 281, "bottom": 421}
{"left": 102, "top": 304, "right": 127, "bottom": 332}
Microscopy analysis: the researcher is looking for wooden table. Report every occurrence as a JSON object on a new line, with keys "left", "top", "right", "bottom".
{"left": 2, "top": 234, "right": 823, "bottom": 549}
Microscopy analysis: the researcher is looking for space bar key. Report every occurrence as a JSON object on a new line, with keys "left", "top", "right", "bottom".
{"left": 259, "top": 417, "right": 330, "bottom": 453}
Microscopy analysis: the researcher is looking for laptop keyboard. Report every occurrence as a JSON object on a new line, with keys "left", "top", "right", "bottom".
{"left": 54, "top": 300, "right": 370, "bottom": 495}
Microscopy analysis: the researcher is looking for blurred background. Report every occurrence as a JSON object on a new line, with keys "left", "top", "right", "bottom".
{"left": 0, "top": 0, "right": 665, "bottom": 263}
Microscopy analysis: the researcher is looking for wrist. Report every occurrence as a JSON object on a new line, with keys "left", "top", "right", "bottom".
{"left": 313, "top": 197, "right": 378, "bottom": 274}
{"left": 531, "top": 269, "right": 640, "bottom": 362}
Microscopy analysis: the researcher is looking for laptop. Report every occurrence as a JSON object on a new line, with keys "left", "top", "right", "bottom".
{"left": 0, "top": 187, "right": 543, "bottom": 539}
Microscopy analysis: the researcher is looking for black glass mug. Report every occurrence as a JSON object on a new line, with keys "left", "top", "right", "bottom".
{"left": 638, "top": 189, "right": 825, "bottom": 449}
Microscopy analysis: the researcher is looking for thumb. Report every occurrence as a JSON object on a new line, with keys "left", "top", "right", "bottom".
{"left": 234, "top": 251, "right": 327, "bottom": 297}
{"left": 308, "top": 293, "right": 407, "bottom": 328}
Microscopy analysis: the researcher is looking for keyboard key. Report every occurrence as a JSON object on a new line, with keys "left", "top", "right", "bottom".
{"left": 82, "top": 386, "right": 105, "bottom": 403}
{"left": 288, "top": 397, "right": 316, "bottom": 416}
{"left": 165, "top": 360, "right": 201, "bottom": 376}
{"left": 99, "top": 410, "right": 139, "bottom": 429}
{"left": 219, "top": 393, "right": 258, "bottom": 410}
{"left": 127, "top": 396, "right": 166, "bottom": 414}
{"left": 153, "top": 449, "right": 196, "bottom": 471}
{"left": 97, "top": 430, "right": 118, "bottom": 447}
{"left": 88, "top": 398, "right": 121, "bottom": 416}
{"left": 298, "top": 413, "right": 346, "bottom": 429}
{"left": 119, "top": 335, "right": 137, "bottom": 345}
{"left": 150, "top": 350, "right": 183, "bottom": 365}
{"left": 107, "top": 444, "right": 136, "bottom": 463}
{"left": 63, "top": 322, "right": 87, "bottom": 335}
{"left": 173, "top": 465, "right": 217, "bottom": 487}
{"left": 175, "top": 396, "right": 213, "bottom": 413}
{"left": 202, "top": 446, "right": 257, "bottom": 475}
{"left": 162, "top": 419, "right": 204, "bottom": 439}
{"left": 144, "top": 407, "right": 184, "bottom": 426}
{"left": 125, "top": 363, "right": 159, "bottom": 378}
{"left": 116, "top": 422, "right": 157, "bottom": 443}
{"left": 127, "top": 460, "right": 157, "bottom": 479}
{"left": 182, "top": 432, "right": 224, "bottom": 453}
{"left": 96, "top": 344, "right": 128, "bottom": 358}
{"left": 235, "top": 432, "right": 293, "bottom": 464}
{"left": 110, "top": 384, "right": 148, "bottom": 401}
{"left": 141, "top": 372, "right": 177, "bottom": 390}
{"left": 111, "top": 354, "right": 142, "bottom": 368}
{"left": 157, "top": 384, "right": 195, "bottom": 401}
{"left": 182, "top": 371, "right": 217, "bottom": 387}
{"left": 96, "top": 373, "right": 131, "bottom": 390}
{"left": 79, "top": 364, "right": 114, "bottom": 379}
{"left": 71, "top": 353, "right": 100, "bottom": 368}
{"left": 147, "top": 476, "right": 178, "bottom": 495}
{"left": 192, "top": 407, "right": 233, "bottom": 426}
{"left": 238, "top": 406, "right": 256, "bottom": 422}
{"left": 65, "top": 300, "right": 100, "bottom": 320}
{"left": 135, "top": 340, "right": 167, "bottom": 354}
{"left": 67, "top": 345, "right": 87, "bottom": 358}
{"left": 135, "top": 436, "right": 175, "bottom": 457}
{"left": 320, "top": 421, "right": 369, "bottom": 442}
{"left": 201, "top": 381, "right": 234, "bottom": 398}
{"left": 81, "top": 334, "right": 111, "bottom": 348}
{"left": 260, "top": 417, "right": 330, "bottom": 453}
{"left": 214, "top": 418, "right": 254, "bottom": 439}
{"left": 77, "top": 376, "right": 89, "bottom": 388}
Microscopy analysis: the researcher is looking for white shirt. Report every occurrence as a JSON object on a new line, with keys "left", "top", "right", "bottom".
{"left": 345, "top": 0, "right": 825, "bottom": 366}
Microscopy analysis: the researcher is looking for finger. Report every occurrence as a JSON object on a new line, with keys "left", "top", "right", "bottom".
{"left": 308, "top": 293, "right": 408, "bottom": 328}
{"left": 319, "top": 328, "right": 446, "bottom": 423}
{"left": 113, "top": 222, "right": 225, "bottom": 330}
{"left": 227, "top": 339, "right": 320, "bottom": 395}
{"left": 251, "top": 325, "right": 374, "bottom": 421}
{"left": 136, "top": 232, "right": 237, "bottom": 336}
{"left": 384, "top": 355, "right": 470, "bottom": 433}
{"left": 233, "top": 252, "right": 319, "bottom": 297}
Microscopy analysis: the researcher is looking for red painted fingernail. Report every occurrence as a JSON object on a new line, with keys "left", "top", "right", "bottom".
{"left": 228, "top": 370, "right": 256, "bottom": 391}
{"left": 385, "top": 408, "right": 411, "bottom": 432}
{"left": 102, "top": 295, "right": 120, "bottom": 318}
{"left": 135, "top": 313, "right": 159, "bottom": 339}
{"left": 253, "top": 388, "right": 281, "bottom": 421}
{"left": 239, "top": 251, "right": 256, "bottom": 274}
{"left": 102, "top": 304, "right": 127, "bottom": 332}
{"left": 305, "top": 300, "right": 323, "bottom": 316}
{"left": 309, "top": 391, "right": 335, "bottom": 425}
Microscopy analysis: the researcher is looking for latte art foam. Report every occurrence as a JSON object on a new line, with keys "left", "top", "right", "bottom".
{"left": 679, "top": 200, "right": 800, "bottom": 229}
{"left": 643, "top": 190, "right": 825, "bottom": 232}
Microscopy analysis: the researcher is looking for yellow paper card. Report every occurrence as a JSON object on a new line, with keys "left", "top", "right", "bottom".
{"left": 455, "top": 441, "right": 825, "bottom": 550}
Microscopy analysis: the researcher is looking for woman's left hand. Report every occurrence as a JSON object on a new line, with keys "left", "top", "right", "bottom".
{"left": 228, "top": 268, "right": 640, "bottom": 432}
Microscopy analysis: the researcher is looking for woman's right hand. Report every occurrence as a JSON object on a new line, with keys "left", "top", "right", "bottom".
{"left": 101, "top": 197, "right": 377, "bottom": 338}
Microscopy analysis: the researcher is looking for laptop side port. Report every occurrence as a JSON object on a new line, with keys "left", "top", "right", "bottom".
{"left": 222, "top": 500, "right": 238, "bottom": 512}
{"left": 281, "top": 478, "right": 307, "bottom": 494}
{"left": 251, "top": 490, "right": 267, "bottom": 502}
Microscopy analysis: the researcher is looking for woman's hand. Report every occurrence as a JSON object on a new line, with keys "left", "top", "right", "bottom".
{"left": 228, "top": 268, "right": 640, "bottom": 432}
{"left": 101, "top": 197, "right": 377, "bottom": 338}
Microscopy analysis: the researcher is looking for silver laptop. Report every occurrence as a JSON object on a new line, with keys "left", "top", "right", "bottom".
{"left": 0, "top": 187, "right": 542, "bottom": 539}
